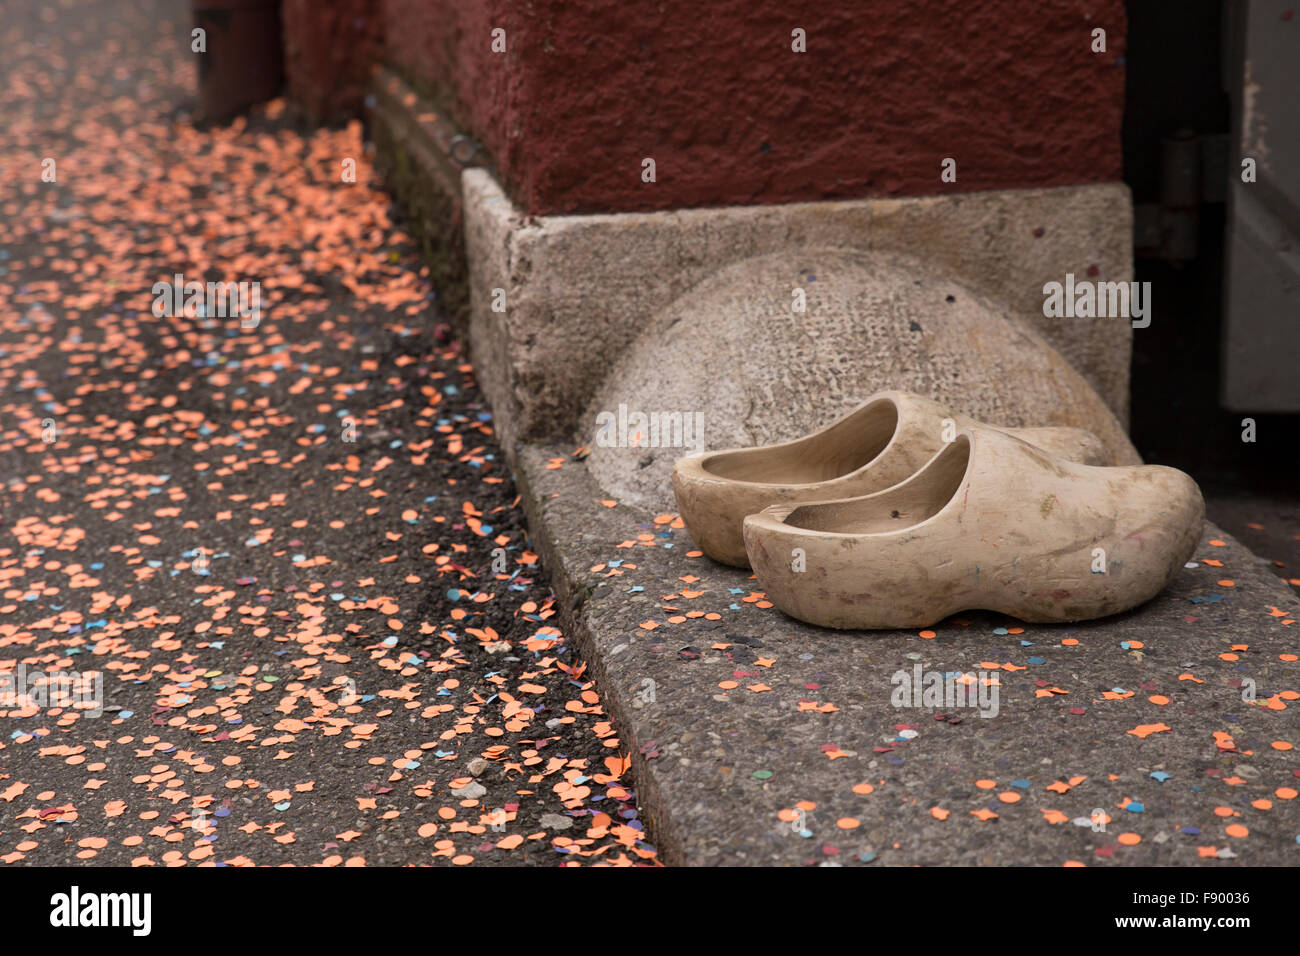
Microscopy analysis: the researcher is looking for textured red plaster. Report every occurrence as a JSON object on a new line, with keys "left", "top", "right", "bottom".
{"left": 383, "top": 0, "right": 1126, "bottom": 216}
{"left": 283, "top": 0, "right": 383, "bottom": 124}
{"left": 382, "top": 1, "right": 509, "bottom": 127}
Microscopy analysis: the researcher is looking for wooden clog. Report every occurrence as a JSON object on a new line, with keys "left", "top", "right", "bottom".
{"left": 742, "top": 425, "right": 1203, "bottom": 629}
{"left": 672, "top": 390, "right": 1109, "bottom": 567}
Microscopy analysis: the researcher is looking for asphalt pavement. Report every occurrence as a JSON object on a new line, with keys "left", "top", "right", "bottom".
{"left": 0, "top": 0, "right": 655, "bottom": 867}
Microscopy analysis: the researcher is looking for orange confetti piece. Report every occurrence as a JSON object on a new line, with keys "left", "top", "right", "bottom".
{"left": 1127, "top": 723, "right": 1171, "bottom": 739}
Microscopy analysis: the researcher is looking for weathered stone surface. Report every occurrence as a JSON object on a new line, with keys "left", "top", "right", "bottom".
{"left": 585, "top": 248, "right": 1141, "bottom": 511}
{"left": 461, "top": 170, "right": 1134, "bottom": 460}
{"left": 517, "top": 440, "right": 1300, "bottom": 867}
{"left": 867, "top": 186, "right": 1135, "bottom": 419}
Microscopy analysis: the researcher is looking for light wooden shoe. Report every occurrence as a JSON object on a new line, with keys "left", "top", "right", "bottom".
{"left": 672, "top": 390, "right": 1108, "bottom": 567}
{"left": 742, "top": 425, "right": 1203, "bottom": 629}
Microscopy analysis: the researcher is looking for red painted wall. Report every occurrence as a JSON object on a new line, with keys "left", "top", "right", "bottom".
{"left": 381, "top": 0, "right": 1126, "bottom": 216}
{"left": 283, "top": 0, "right": 383, "bottom": 124}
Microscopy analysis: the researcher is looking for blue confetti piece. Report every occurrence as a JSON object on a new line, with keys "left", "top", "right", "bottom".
{"left": 1150, "top": 771, "right": 1171, "bottom": 782}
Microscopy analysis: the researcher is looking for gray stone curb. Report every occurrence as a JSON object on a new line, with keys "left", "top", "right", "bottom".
{"left": 517, "top": 442, "right": 1300, "bottom": 866}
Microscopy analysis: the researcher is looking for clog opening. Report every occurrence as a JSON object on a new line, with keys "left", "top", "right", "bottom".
{"left": 783, "top": 435, "right": 970, "bottom": 534}
{"left": 701, "top": 400, "right": 898, "bottom": 485}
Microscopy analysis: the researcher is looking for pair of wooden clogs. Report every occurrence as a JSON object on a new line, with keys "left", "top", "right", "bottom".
{"left": 672, "top": 391, "right": 1203, "bottom": 629}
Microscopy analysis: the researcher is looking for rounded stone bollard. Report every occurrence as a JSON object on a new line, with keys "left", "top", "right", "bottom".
{"left": 584, "top": 248, "right": 1141, "bottom": 511}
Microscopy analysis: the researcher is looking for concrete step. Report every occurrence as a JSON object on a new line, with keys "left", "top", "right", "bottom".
{"left": 517, "top": 441, "right": 1300, "bottom": 866}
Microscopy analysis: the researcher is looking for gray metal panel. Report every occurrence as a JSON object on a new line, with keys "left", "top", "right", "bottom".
{"left": 1222, "top": 0, "right": 1300, "bottom": 411}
